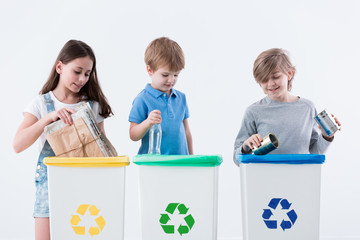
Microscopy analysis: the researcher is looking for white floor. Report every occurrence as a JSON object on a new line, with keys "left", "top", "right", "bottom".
{"left": 4, "top": 237, "right": 360, "bottom": 240}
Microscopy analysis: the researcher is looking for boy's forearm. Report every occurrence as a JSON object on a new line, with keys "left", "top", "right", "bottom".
{"left": 129, "top": 121, "right": 151, "bottom": 141}
{"left": 186, "top": 132, "right": 193, "bottom": 154}
{"left": 183, "top": 119, "right": 193, "bottom": 154}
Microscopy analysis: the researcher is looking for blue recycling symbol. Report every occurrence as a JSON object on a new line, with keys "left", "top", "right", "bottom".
{"left": 262, "top": 198, "right": 298, "bottom": 231}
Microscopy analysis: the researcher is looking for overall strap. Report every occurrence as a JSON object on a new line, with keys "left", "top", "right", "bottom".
{"left": 42, "top": 92, "right": 55, "bottom": 113}
{"left": 88, "top": 100, "right": 94, "bottom": 109}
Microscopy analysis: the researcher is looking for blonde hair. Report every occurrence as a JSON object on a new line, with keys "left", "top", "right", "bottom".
{"left": 253, "top": 48, "right": 296, "bottom": 90}
{"left": 144, "top": 37, "right": 185, "bottom": 72}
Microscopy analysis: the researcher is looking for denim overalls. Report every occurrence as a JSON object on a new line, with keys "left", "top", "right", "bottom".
{"left": 33, "top": 93, "right": 55, "bottom": 217}
{"left": 33, "top": 93, "right": 93, "bottom": 217}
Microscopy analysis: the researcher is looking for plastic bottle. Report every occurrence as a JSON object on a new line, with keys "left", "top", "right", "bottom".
{"left": 148, "top": 124, "right": 162, "bottom": 154}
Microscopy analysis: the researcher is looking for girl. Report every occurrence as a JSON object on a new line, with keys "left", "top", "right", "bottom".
{"left": 13, "top": 40, "right": 113, "bottom": 240}
{"left": 234, "top": 48, "right": 340, "bottom": 157}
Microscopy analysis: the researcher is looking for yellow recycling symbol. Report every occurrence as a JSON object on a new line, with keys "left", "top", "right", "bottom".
{"left": 70, "top": 204, "right": 106, "bottom": 237}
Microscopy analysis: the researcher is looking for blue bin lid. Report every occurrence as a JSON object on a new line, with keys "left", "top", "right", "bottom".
{"left": 235, "top": 154, "right": 325, "bottom": 165}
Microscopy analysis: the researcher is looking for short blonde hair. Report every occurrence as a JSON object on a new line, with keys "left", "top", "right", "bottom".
{"left": 144, "top": 37, "right": 185, "bottom": 72}
{"left": 253, "top": 48, "right": 296, "bottom": 90}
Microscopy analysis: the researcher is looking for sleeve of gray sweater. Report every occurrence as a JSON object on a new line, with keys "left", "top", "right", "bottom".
{"left": 234, "top": 108, "right": 257, "bottom": 157}
{"left": 233, "top": 97, "right": 332, "bottom": 162}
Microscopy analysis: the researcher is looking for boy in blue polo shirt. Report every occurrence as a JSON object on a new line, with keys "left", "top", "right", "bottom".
{"left": 129, "top": 37, "right": 193, "bottom": 155}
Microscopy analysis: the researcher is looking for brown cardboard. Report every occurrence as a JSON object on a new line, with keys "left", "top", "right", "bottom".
{"left": 46, "top": 118, "right": 105, "bottom": 157}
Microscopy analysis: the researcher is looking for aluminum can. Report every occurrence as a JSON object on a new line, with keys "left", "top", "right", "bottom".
{"left": 314, "top": 110, "right": 339, "bottom": 136}
{"left": 253, "top": 133, "right": 279, "bottom": 155}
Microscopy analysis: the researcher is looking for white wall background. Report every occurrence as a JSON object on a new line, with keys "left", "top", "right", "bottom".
{"left": 0, "top": 0, "right": 359, "bottom": 239}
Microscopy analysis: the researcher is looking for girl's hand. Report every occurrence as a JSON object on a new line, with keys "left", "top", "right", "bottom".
{"left": 146, "top": 110, "right": 161, "bottom": 126}
{"left": 243, "top": 134, "right": 263, "bottom": 151}
{"left": 320, "top": 114, "right": 341, "bottom": 140}
{"left": 48, "top": 108, "right": 76, "bottom": 125}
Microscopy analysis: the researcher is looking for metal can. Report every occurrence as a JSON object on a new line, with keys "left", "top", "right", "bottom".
{"left": 314, "top": 110, "right": 339, "bottom": 137}
{"left": 253, "top": 133, "right": 279, "bottom": 155}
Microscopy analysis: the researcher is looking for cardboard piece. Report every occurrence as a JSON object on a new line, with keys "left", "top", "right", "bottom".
{"left": 44, "top": 102, "right": 117, "bottom": 157}
{"left": 46, "top": 118, "right": 104, "bottom": 157}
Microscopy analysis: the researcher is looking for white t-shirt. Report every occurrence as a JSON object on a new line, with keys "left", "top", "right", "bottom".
{"left": 23, "top": 91, "right": 104, "bottom": 152}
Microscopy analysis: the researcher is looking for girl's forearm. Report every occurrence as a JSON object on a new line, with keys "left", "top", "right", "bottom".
{"left": 13, "top": 115, "right": 53, "bottom": 153}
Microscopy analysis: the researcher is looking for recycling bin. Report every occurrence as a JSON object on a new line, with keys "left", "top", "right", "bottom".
{"left": 44, "top": 156, "right": 129, "bottom": 240}
{"left": 235, "top": 154, "right": 325, "bottom": 240}
{"left": 134, "top": 154, "right": 222, "bottom": 240}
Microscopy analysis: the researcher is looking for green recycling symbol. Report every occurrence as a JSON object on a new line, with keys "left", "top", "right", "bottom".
{"left": 159, "top": 203, "right": 195, "bottom": 236}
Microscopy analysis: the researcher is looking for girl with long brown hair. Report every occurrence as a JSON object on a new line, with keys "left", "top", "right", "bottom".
{"left": 13, "top": 40, "right": 112, "bottom": 240}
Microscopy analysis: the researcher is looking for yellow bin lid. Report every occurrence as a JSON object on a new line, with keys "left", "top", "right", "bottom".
{"left": 44, "top": 156, "right": 130, "bottom": 168}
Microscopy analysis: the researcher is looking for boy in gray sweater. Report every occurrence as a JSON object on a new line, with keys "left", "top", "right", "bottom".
{"left": 234, "top": 48, "right": 341, "bottom": 158}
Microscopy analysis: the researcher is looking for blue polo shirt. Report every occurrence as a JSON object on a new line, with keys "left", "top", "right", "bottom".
{"left": 129, "top": 84, "right": 190, "bottom": 155}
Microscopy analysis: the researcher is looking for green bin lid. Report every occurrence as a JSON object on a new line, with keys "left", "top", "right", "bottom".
{"left": 133, "top": 154, "right": 222, "bottom": 167}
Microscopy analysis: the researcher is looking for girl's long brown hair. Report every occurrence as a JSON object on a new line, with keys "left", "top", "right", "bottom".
{"left": 40, "top": 40, "right": 113, "bottom": 118}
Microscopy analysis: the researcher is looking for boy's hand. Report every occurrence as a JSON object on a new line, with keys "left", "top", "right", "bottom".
{"left": 320, "top": 114, "right": 341, "bottom": 141}
{"left": 243, "top": 134, "right": 263, "bottom": 152}
{"left": 147, "top": 110, "right": 162, "bottom": 127}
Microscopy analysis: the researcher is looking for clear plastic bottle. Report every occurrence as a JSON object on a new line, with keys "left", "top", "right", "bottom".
{"left": 148, "top": 124, "right": 162, "bottom": 154}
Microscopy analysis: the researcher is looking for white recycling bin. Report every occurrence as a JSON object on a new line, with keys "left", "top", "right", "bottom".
{"left": 235, "top": 154, "right": 325, "bottom": 240}
{"left": 133, "top": 154, "right": 222, "bottom": 240}
{"left": 44, "top": 156, "right": 129, "bottom": 240}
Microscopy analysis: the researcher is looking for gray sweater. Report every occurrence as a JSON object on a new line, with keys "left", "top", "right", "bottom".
{"left": 234, "top": 96, "right": 331, "bottom": 160}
